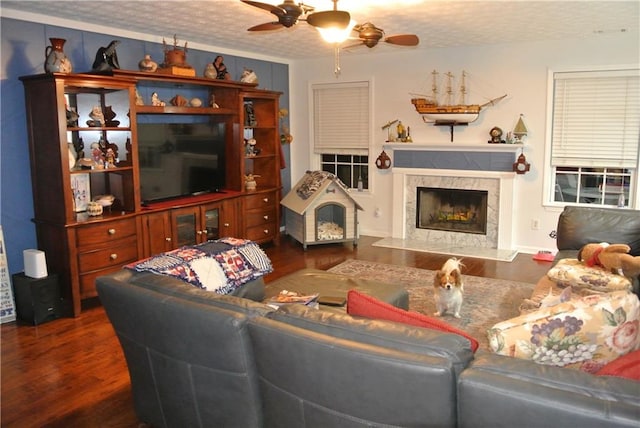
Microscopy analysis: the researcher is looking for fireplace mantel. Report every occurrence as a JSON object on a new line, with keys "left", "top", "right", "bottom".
{"left": 383, "top": 143, "right": 524, "bottom": 153}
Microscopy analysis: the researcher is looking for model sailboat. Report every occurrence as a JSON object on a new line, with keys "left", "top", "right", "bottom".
{"left": 411, "top": 71, "right": 506, "bottom": 124}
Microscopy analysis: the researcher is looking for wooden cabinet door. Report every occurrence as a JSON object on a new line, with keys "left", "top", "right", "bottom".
{"left": 219, "top": 198, "right": 240, "bottom": 238}
{"left": 141, "top": 211, "right": 173, "bottom": 256}
{"left": 171, "top": 207, "right": 200, "bottom": 247}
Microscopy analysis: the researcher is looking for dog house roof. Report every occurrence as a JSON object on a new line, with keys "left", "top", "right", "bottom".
{"left": 281, "top": 170, "right": 363, "bottom": 215}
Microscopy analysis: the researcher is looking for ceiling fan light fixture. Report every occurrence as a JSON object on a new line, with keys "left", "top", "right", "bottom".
{"left": 317, "top": 19, "right": 356, "bottom": 43}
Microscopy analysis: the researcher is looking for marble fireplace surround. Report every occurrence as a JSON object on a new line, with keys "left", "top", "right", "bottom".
{"left": 374, "top": 144, "right": 521, "bottom": 261}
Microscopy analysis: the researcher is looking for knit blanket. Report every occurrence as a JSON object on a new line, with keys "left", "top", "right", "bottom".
{"left": 125, "top": 237, "right": 272, "bottom": 294}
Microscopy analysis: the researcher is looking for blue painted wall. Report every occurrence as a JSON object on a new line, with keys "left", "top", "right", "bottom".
{"left": 0, "top": 17, "right": 290, "bottom": 275}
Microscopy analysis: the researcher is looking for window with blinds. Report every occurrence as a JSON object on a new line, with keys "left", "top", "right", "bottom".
{"left": 312, "top": 81, "right": 370, "bottom": 154}
{"left": 312, "top": 81, "right": 371, "bottom": 189}
{"left": 550, "top": 69, "right": 639, "bottom": 207}
{"left": 551, "top": 69, "right": 639, "bottom": 168}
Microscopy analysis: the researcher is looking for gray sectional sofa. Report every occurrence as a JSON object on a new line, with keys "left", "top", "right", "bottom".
{"left": 97, "top": 262, "right": 639, "bottom": 427}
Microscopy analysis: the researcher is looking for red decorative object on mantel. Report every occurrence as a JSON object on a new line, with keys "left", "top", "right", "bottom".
{"left": 512, "top": 151, "right": 530, "bottom": 174}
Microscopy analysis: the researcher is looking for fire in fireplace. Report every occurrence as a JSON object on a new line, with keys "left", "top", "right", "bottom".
{"left": 416, "top": 187, "right": 488, "bottom": 234}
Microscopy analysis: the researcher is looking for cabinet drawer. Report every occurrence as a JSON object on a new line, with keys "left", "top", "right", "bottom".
{"left": 244, "top": 192, "right": 277, "bottom": 210}
{"left": 245, "top": 222, "right": 277, "bottom": 241}
{"left": 78, "top": 236, "right": 139, "bottom": 272}
{"left": 76, "top": 219, "right": 137, "bottom": 248}
{"left": 245, "top": 209, "right": 276, "bottom": 228}
{"left": 79, "top": 263, "right": 137, "bottom": 299}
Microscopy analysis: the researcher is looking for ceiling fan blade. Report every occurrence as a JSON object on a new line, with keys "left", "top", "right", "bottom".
{"left": 385, "top": 34, "right": 420, "bottom": 46}
{"left": 306, "top": 10, "right": 351, "bottom": 29}
{"left": 248, "top": 22, "right": 284, "bottom": 31}
{"left": 241, "top": 0, "right": 284, "bottom": 15}
{"left": 341, "top": 41, "right": 366, "bottom": 50}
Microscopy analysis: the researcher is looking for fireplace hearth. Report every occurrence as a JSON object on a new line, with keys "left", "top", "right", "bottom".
{"left": 416, "top": 187, "right": 488, "bottom": 234}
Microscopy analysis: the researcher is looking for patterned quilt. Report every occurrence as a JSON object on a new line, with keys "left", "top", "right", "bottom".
{"left": 125, "top": 237, "right": 273, "bottom": 294}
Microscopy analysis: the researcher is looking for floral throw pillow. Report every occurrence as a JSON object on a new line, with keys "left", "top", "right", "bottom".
{"left": 546, "top": 258, "right": 631, "bottom": 293}
{"left": 488, "top": 290, "right": 640, "bottom": 373}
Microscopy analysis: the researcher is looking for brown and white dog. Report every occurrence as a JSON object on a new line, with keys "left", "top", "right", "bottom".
{"left": 433, "top": 258, "right": 464, "bottom": 318}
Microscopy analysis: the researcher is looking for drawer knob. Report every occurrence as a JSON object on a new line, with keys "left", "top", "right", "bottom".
{"left": 108, "top": 228, "right": 116, "bottom": 235}
{"left": 197, "top": 230, "right": 203, "bottom": 235}
{"left": 110, "top": 253, "right": 118, "bottom": 260}
{"left": 263, "top": 229, "right": 269, "bottom": 234}
{"left": 263, "top": 198, "right": 268, "bottom": 203}
{"left": 165, "top": 237, "right": 172, "bottom": 242}
{"left": 263, "top": 215, "right": 269, "bottom": 220}
{"left": 223, "top": 223, "right": 230, "bottom": 227}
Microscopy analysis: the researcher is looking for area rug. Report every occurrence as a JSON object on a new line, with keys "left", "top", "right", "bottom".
{"left": 328, "top": 259, "right": 535, "bottom": 351}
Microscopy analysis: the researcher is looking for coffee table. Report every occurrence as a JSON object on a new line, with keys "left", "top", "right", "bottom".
{"left": 264, "top": 268, "right": 409, "bottom": 312}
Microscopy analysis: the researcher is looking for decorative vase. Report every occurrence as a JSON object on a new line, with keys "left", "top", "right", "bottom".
{"left": 44, "top": 38, "right": 72, "bottom": 73}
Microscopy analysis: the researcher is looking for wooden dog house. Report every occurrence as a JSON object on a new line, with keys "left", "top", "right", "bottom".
{"left": 281, "top": 171, "right": 362, "bottom": 249}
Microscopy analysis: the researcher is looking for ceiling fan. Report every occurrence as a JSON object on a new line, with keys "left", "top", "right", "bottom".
{"left": 345, "top": 22, "right": 419, "bottom": 49}
{"left": 241, "top": 0, "right": 351, "bottom": 32}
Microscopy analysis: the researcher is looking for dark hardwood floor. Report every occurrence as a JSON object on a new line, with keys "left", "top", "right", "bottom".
{"left": 1, "top": 235, "right": 551, "bottom": 427}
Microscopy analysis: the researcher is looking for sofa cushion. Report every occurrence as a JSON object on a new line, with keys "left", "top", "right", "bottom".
{"left": 268, "top": 303, "right": 474, "bottom": 376}
{"left": 547, "top": 258, "right": 632, "bottom": 292}
{"left": 488, "top": 290, "right": 640, "bottom": 373}
{"left": 596, "top": 349, "right": 640, "bottom": 381}
{"left": 347, "top": 290, "right": 479, "bottom": 352}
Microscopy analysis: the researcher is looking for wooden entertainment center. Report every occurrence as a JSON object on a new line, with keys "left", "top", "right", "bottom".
{"left": 20, "top": 71, "right": 282, "bottom": 316}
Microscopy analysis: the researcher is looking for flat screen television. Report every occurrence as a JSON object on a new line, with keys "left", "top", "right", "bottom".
{"left": 138, "top": 122, "right": 226, "bottom": 203}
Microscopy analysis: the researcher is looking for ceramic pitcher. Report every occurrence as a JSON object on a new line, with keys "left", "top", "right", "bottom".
{"left": 44, "top": 38, "right": 72, "bottom": 73}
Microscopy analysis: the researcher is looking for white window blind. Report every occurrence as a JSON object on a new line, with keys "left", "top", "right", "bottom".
{"left": 312, "top": 81, "right": 369, "bottom": 154}
{"left": 551, "top": 69, "right": 640, "bottom": 168}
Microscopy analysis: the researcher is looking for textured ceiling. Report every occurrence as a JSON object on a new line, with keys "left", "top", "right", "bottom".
{"left": 2, "top": 0, "right": 639, "bottom": 60}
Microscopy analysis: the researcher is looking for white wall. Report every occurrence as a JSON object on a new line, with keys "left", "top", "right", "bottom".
{"left": 288, "top": 31, "right": 639, "bottom": 254}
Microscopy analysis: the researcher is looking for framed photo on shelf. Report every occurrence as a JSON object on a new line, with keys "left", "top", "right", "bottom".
{"left": 71, "top": 173, "right": 90, "bottom": 212}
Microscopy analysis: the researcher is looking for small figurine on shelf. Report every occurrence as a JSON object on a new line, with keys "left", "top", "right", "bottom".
{"left": 151, "top": 92, "right": 165, "bottom": 106}
{"left": 209, "top": 93, "right": 219, "bottom": 108}
{"left": 245, "top": 174, "right": 260, "bottom": 191}
{"left": 138, "top": 54, "right": 158, "bottom": 72}
{"left": 91, "top": 40, "right": 121, "bottom": 72}
{"left": 244, "top": 102, "right": 257, "bottom": 127}
{"left": 240, "top": 68, "right": 258, "bottom": 84}
{"left": 73, "top": 137, "right": 85, "bottom": 160}
{"left": 86, "top": 106, "right": 105, "bottom": 127}
{"left": 91, "top": 142, "right": 105, "bottom": 167}
{"left": 105, "top": 148, "right": 117, "bottom": 168}
{"left": 66, "top": 106, "right": 79, "bottom": 127}
{"left": 135, "top": 89, "right": 144, "bottom": 106}
{"left": 245, "top": 138, "right": 258, "bottom": 157}
{"left": 212, "top": 55, "right": 231, "bottom": 80}
{"left": 397, "top": 121, "right": 406, "bottom": 141}
{"left": 103, "top": 106, "right": 120, "bottom": 127}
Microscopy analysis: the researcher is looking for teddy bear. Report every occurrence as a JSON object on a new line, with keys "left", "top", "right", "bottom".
{"left": 577, "top": 242, "right": 640, "bottom": 279}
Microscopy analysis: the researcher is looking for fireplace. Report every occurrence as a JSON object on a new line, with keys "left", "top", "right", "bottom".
{"left": 416, "top": 187, "right": 488, "bottom": 234}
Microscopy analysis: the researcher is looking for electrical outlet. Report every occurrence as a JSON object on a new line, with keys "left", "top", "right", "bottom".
{"left": 531, "top": 219, "right": 540, "bottom": 230}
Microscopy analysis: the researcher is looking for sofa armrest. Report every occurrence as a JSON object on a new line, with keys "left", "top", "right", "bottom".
{"left": 458, "top": 352, "right": 640, "bottom": 428}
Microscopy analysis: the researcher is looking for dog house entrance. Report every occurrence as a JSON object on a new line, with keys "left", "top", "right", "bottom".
{"left": 416, "top": 187, "right": 488, "bottom": 234}
{"left": 315, "top": 203, "right": 346, "bottom": 241}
